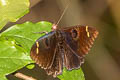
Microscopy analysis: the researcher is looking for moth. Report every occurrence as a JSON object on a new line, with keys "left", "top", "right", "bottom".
{"left": 30, "top": 25, "right": 98, "bottom": 77}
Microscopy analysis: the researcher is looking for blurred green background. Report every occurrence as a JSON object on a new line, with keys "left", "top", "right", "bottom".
{"left": 2, "top": 0, "right": 120, "bottom": 80}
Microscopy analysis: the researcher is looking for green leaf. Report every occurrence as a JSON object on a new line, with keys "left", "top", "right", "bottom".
{"left": 0, "top": 21, "right": 52, "bottom": 54}
{"left": 0, "top": 39, "right": 32, "bottom": 79}
{"left": 58, "top": 68, "right": 85, "bottom": 80}
{"left": 0, "top": 0, "right": 30, "bottom": 30}
{"left": 0, "top": 76, "right": 7, "bottom": 80}
{"left": 26, "top": 64, "right": 35, "bottom": 69}
{"left": 0, "top": 21, "right": 52, "bottom": 79}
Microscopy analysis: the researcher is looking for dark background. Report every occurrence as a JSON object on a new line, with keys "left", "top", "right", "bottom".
{"left": 5, "top": 0, "right": 120, "bottom": 80}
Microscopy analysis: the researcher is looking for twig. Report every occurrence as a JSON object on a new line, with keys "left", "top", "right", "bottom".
{"left": 14, "top": 72, "right": 37, "bottom": 80}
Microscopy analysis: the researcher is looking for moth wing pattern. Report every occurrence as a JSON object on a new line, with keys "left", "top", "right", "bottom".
{"left": 30, "top": 25, "right": 99, "bottom": 77}
{"left": 63, "top": 42, "right": 84, "bottom": 70}
{"left": 30, "top": 31, "right": 57, "bottom": 69}
{"left": 62, "top": 25, "right": 98, "bottom": 57}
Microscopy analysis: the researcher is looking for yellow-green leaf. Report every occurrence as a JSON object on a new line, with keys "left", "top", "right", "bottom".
{"left": 0, "top": 0, "right": 30, "bottom": 30}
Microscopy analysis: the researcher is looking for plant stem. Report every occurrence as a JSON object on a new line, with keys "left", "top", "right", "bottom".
{"left": 14, "top": 72, "right": 37, "bottom": 80}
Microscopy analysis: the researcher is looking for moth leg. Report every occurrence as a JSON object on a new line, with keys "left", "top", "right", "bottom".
{"left": 32, "top": 31, "right": 48, "bottom": 35}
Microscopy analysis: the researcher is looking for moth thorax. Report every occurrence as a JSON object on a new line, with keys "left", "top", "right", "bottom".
{"left": 56, "top": 30, "right": 64, "bottom": 41}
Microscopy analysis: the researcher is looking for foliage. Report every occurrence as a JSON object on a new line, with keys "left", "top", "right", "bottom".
{"left": 0, "top": 0, "right": 29, "bottom": 30}
{"left": 58, "top": 68, "right": 85, "bottom": 80}
{"left": 0, "top": 21, "right": 52, "bottom": 80}
{"left": 0, "top": 0, "right": 85, "bottom": 80}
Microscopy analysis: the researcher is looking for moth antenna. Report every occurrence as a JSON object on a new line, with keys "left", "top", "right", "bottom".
{"left": 56, "top": 1, "right": 71, "bottom": 26}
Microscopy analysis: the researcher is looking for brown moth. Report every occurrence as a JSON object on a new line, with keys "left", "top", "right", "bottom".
{"left": 30, "top": 25, "right": 98, "bottom": 77}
